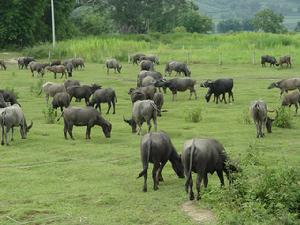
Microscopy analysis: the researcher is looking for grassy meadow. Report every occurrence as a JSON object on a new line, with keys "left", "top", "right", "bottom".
{"left": 0, "top": 33, "right": 299, "bottom": 224}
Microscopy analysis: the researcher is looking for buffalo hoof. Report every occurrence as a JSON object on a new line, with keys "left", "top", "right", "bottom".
{"left": 158, "top": 177, "right": 164, "bottom": 182}
{"left": 142, "top": 188, "right": 147, "bottom": 192}
{"left": 1, "top": 141, "right": 4, "bottom": 145}
{"left": 189, "top": 193, "right": 195, "bottom": 201}
{"left": 197, "top": 195, "right": 201, "bottom": 201}
{"left": 153, "top": 186, "right": 158, "bottom": 191}
{"left": 113, "top": 112, "right": 115, "bottom": 114}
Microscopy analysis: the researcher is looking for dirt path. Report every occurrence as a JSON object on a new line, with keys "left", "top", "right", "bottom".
{"left": 181, "top": 201, "right": 216, "bottom": 225}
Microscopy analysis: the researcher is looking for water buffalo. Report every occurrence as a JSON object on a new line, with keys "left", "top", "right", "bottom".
{"left": 182, "top": 138, "right": 238, "bottom": 200}
{"left": 137, "top": 71, "right": 163, "bottom": 87}
{"left": 155, "top": 78, "right": 197, "bottom": 101}
{"left": 140, "top": 60, "right": 154, "bottom": 71}
{"left": 165, "top": 61, "right": 191, "bottom": 77}
{"left": 204, "top": 78, "right": 234, "bottom": 104}
{"left": 89, "top": 88, "right": 117, "bottom": 114}
{"left": 0, "top": 90, "right": 19, "bottom": 106}
{"left": 141, "top": 76, "right": 156, "bottom": 87}
{"left": 50, "top": 60, "right": 61, "bottom": 66}
{"left": 128, "top": 86, "right": 156, "bottom": 103}
{"left": 39, "top": 82, "right": 66, "bottom": 104}
{"left": 58, "top": 106, "right": 111, "bottom": 139}
{"left": 52, "top": 92, "right": 71, "bottom": 112}
{"left": 281, "top": 91, "right": 300, "bottom": 114}
{"left": 276, "top": 55, "right": 291, "bottom": 68}
{"left": 63, "top": 59, "right": 73, "bottom": 67}
{"left": 64, "top": 79, "right": 80, "bottom": 90}
{"left": 153, "top": 92, "right": 164, "bottom": 117}
{"left": 1, "top": 104, "right": 33, "bottom": 145}
{"left": 261, "top": 55, "right": 277, "bottom": 67}
{"left": 66, "top": 62, "right": 73, "bottom": 77}
{"left": 18, "top": 57, "right": 35, "bottom": 69}
{"left": 137, "top": 132, "right": 184, "bottom": 192}
{"left": 139, "top": 55, "right": 159, "bottom": 65}
{"left": 106, "top": 59, "right": 122, "bottom": 74}
{"left": 123, "top": 100, "right": 159, "bottom": 134}
{"left": 0, "top": 60, "right": 6, "bottom": 70}
{"left": 67, "top": 84, "right": 101, "bottom": 105}
{"left": 29, "top": 62, "right": 49, "bottom": 77}
{"left": 130, "top": 53, "right": 146, "bottom": 65}
{"left": 0, "top": 93, "right": 8, "bottom": 108}
{"left": 250, "top": 100, "right": 274, "bottom": 138}
{"left": 17, "top": 57, "right": 26, "bottom": 69}
{"left": 268, "top": 78, "right": 300, "bottom": 96}
{"left": 47, "top": 65, "right": 67, "bottom": 79}
{"left": 72, "top": 58, "right": 85, "bottom": 70}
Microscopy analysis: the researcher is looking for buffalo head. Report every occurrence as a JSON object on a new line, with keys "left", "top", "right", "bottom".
{"left": 266, "top": 116, "right": 274, "bottom": 133}
{"left": 268, "top": 82, "right": 278, "bottom": 89}
{"left": 117, "top": 65, "right": 122, "bottom": 73}
{"left": 91, "top": 84, "right": 102, "bottom": 92}
{"left": 123, "top": 116, "right": 137, "bottom": 133}
{"left": 102, "top": 121, "right": 112, "bottom": 138}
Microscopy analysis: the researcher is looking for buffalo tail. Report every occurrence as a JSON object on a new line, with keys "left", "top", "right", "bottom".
{"left": 137, "top": 133, "right": 151, "bottom": 179}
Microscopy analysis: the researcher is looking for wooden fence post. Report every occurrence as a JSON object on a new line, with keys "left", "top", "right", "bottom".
{"left": 252, "top": 51, "right": 256, "bottom": 65}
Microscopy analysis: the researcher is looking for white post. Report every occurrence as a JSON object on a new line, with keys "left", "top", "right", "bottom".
{"left": 51, "top": 0, "right": 56, "bottom": 49}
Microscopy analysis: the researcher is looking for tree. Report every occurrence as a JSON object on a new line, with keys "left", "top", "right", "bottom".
{"left": 217, "top": 19, "right": 242, "bottom": 33}
{"left": 179, "top": 11, "right": 213, "bottom": 33}
{"left": 252, "top": 9, "right": 287, "bottom": 33}
{"left": 294, "top": 22, "right": 300, "bottom": 32}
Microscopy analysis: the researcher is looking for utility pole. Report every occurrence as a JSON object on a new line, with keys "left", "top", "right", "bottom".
{"left": 51, "top": 0, "right": 56, "bottom": 48}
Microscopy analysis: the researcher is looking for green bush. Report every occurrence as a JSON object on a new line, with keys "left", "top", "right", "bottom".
{"left": 274, "top": 107, "right": 293, "bottom": 128}
{"left": 173, "top": 26, "right": 187, "bottom": 33}
{"left": 185, "top": 108, "right": 202, "bottom": 123}
{"left": 30, "top": 79, "right": 44, "bottom": 96}
{"left": 241, "top": 108, "right": 252, "bottom": 124}
{"left": 42, "top": 105, "right": 56, "bottom": 124}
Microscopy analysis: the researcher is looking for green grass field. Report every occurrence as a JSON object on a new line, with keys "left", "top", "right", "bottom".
{"left": 0, "top": 49, "right": 299, "bottom": 224}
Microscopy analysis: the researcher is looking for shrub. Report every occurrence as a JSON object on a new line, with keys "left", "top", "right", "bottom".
{"left": 30, "top": 79, "right": 44, "bottom": 96}
{"left": 42, "top": 105, "right": 56, "bottom": 124}
{"left": 173, "top": 26, "right": 187, "bottom": 33}
{"left": 274, "top": 107, "right": 293, "bottom": 128}
{"left": 185, "top": 108, "right": 202, "bottom": 123}
{"left": 241, "top": 108, "right": 252, "bottom": 124}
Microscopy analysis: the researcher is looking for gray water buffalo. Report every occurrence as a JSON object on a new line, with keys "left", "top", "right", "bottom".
{"left": 155, "top": 78, "right": 197, "bottom": 101}
{"left": 140, "top": 60, "right": 154, "bottom": 71}
{"left": 139, "top": 55, "right": 159, "bottom": 65}
{"left": 137, "top": 71, "right": 163, "bottom": 87}
{"left": 130, "top": 53, "right": 146, "bottom": 65}
{"left": 165, "top": 61, "right": 191, "bottom": 77}
{"left": 52, "top": 92, "right": 71, "bottom": 112}
{"left": 47, "top": 65, "right": 67, "bottom": 79}
{"left": 18, "top": 57, "right": 35, "bottom": 69}
{"left": 137, "top": 132, "right": 184, "bottom": 192}
{"left": 277, "top": 55, "right": 291, "bottom": 68}
{"left": 0, "top": 60, "right": 6, "bottom": 70}
{"left": 0, "top": 94, "right": 8, "bottom": 108}
{"left": 72, "top": 58, "right": 85, "bottom": 70}
{"left": 63, "top": 59, "right": 73, "bottom": 67}
{"left": 123, "top": 100, "right": 159, "bottom": 134}
{"left": 1, "top": 104, "right": 33, "bottom": 145}
{"left": 67, "top": 84, "right": 101, "bottom": 105}
{"left": 141, "top": 76, "right": 156, "bottom": 87}
{"left": 182, "top": 138, "right": 238, "bottom": 200}
{"left": 268, "top": 78, "right": 300, "bottom": 96}
{"left": 39, "top": 82, "right": 66, "bottom": 104}
{"left": 261, "top": 55, "right": 277, "bottom": 67}
{"left": 66, "top": 62, "right": 73, "bottom": 77}
{"left": 0, "top": 90, "right": 19, "bottom": 106}
{"left": 89, "top": 88, "right": 117, "bottom": 114}
{"left": 29, "top": 62, "right": 49, "bottom": 77}
{"left": 58, "top": 106, "right": 111, "bottom": 139}
{"left": 106, "top": 59, "right": 122, "bottom": 74}
{"left": 50, "top": 60, "right": 61, "bottom": 66}
{"left": 128, "top": 86, "right": 156, "bottom": 103}
{"left": 250, "top": 100, "right": 274, "bottom": 138}
{"left": 204, "top": 78, "right": 234, "bottom": 104}
{"left": 64, "top": 79, "right": 80, "bottom": 90}
{"left": 153, "top": 92, "right": 164, "bottom": 117}
{"left": 281, "top": 91, "right": 300, "bottom": 114}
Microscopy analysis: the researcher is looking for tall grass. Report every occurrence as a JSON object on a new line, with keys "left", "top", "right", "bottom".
{"left": 23, "top": 32, "right": 300, "bottom": 64}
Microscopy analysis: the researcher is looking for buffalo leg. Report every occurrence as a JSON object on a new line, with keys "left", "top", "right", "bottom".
{"left": 112, "top": 101, "right": 116, "bottom": 114}
{"left": 84, "top": 98, "right": 89, "bottom": 106}
{"left": 86, "top": 126, "right": 91, "bottom": 139}
{"left": 189, "top": 175, "right": 194, "bottom": 200}
{"left": 1, "top": 125, "right": 4, "bottom": 145}
{"left": 106, "top": 102, "right": 111, "bottom": 114}
{"left": 64, "top": 119, "right": 68, "bottom": 139}
{"left": 152, "top": 163, "right": 160, "bottom": 191}
{"left": 146, "top": 120, "right": 152, "bottom": 133}
{"left": 153, "top": 116, "right": 157, "bottom": 132}
{"left": 196, "top": 173, "right": 203, "bottom": 200}
{"left": 157, "top": 161, "right": 167, "bottom": 183}
{"left": 97, "top": 103, "right": 102, "bottom": 113}
{"left": 217, "top": 170, "right": 225, "bottom": 186}
{"left": 255, "top": 122, "right": 260, "bottom": 138}
{"left": 295, "top": 103, "right": 298, "bottom": 114}
{"left": 54, "top": 72, "right": 57, "bottom": 79}
{"left": 5, "top": 127, "right": 9, "bottom": 145}
{"left": 142, "top": 169, "right": 148, "bottom": 192}
{"left": 11, "top": 128, "right": 14, "bottom": 141}
{"left": 230, "top": 91, "right": 234, "bottom": 102}
{"left": 68, "top": 124, "right": 74, "bottom": 140}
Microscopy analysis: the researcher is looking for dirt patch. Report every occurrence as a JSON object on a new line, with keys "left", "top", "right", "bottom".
{"left": 181, "top": 201, "right": 216, "bottom": 225}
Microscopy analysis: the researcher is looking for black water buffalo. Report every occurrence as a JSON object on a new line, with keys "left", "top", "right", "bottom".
{"left": 261, "top": 55, "right": 277, "bottom": 67}
{"left": 0, "top": 90, "right": 19, "bottom": 106}
{"left": 123, "top": 100, "right": 159, "bottom": 134}
{"left": 89, "top": 88, "right": 117, "bottom": 114}
{"left": 0, "top": 60, "right": 6, "bottom": 70}
{"left": 128, "top": 86, "right": 156, "bottom": 103}
{"left": 204, "top": 78, "right": 234, "bottom": 104}
{"left": 50, "top": 60, "right": 61, "bottom": 66}
{"left": 140, "top": 60, "right": 154, "bottom": 71}
{"left": 139, "top": 55, "right": 159, "bottom": 65}
{"left": 277, "top": 55, "right": 291, "bottom": 68}
{"left": 281, "top": 91, "right": 300, "bottom": 114}
{"left": 66, "top": 62, "right": 73, "bottom": 77}
{"left": 268, "top": 78, "right": 300, "bottom": 96}
{"left": 155, "top": 78, "right": 197, "bottom": 101}
{"left": 58, "top": 106, "right": 111, "bottom": 140}
{"left": 165, "top": 61, "right": 191, "bottom": 77}
{"left": 67, "top": 84, "right": 101, "bottom": 105}
{"left": 52, "top": 92, "right": 71, "bottom": 112}
{"left": 23, "top": 57, "right": 35, "bottom": 69}
{"left": 130, "top": 53, "right": 146, "bottom": 65}
{"left": 137, "top": 132, "right": 184, "bottom": 192}
{"left": 182, "top": 138, "right": 238, "bottom": 200}
{"left": 250, "top": 100, "right": 274, "bottom": 138}
{"left": 106, "top": 59, "right": 122, "bottom": 74}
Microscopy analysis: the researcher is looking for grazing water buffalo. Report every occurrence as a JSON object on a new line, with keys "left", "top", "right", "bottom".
{"left": 0, "top": 90, "right": 19, "bottom": 106}
{"left": 204, "top": 78, "right": 234, "bottom": 104}
{"left": 281, "top": 91, "right": 300, "bottom": 114}
{"left": 89, "top": 88, "right": 117, "bottom": 114}
{"left": 250, "top": 100, "right": 274, "bottom": 138}
{"left": 141, "top": 76, "right": 156, "bottom": 87}
{"left": 64, "top": 79, "right": 80, "bottom": 90}
{"left": 0, "top": 94, "right": 8, "bottom": 108}
{"left": 137, "top": 132, "right": 184, "bottom": 192}
{"left": 66, "top": 62, "right": 73, "bottom": 77}
{"left": 123, "top": 100, "right": 159, "bottom": 134}
{"left": 155, "top": 78, "right": 197, "bottom": 101}
{"left": 129, "top": 89, "right": 146, "bottom": 103}
{"left": 276, "top": 55, "right": 291, "bottom": 68}
{"left": 106, "top": 59, "right": 122, "bottom": 74}
{"left": 1, "top": 104, "right": 33, "bottom": 145}
{"left": 153, "top": 92, "right": 164, "bottom": 117}
{"left": 165, "top": 61, "right": 191, "bottom": 77}
{"left": 47, "top": 65, "right": 67, "bottom": 79}
{"left": 39, "top": 82, "right": 66, "bottom": 104}
{"left": 130, "top": 53, "right": 146, "bottom": 65}
{"left": 139, "top": 55, "right": 159, "bottom": 65}
{"left": 72, "top": 58, "right": 85, "bottom": 70}
{"left": 268, "top": 78, "right": 300, "bottom": 96}
{"left": 0, "top": 60, "right": 6, "bottom": 70}
{"left": 58, "top": 106, "right": 112, "bottom": 139}
{"left": 137, "top": 71, "right": 163, "bottom": 87}
{"left": 182, "top": 138, "right": 238, "bottom": 200}
{"left": 128, "top": 86, "right": 156, "bottom": 103}
{"left": 18, "top": 57, "right": 35, "bottom": 69}
{"left": 67, "top": 84, "right": 101, "bottom": 105}
{"left": 140, "top": 60, "right": 154, "bottom": 71}
{"left": 29, "top": 62, "right": 49, "bottom": 77}
{"left": 261, "top": 55, "right": 277, "bottom": 67}
{"left": 52, "top": 92, "right": 71, "bottom": 112}
{"left": 50, "top": 60, "right": 61, "bottom": 66}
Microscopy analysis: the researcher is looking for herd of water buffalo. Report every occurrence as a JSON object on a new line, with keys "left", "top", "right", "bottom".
{"left": 0, "top": 52, "right": 299, "bottom": 200}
